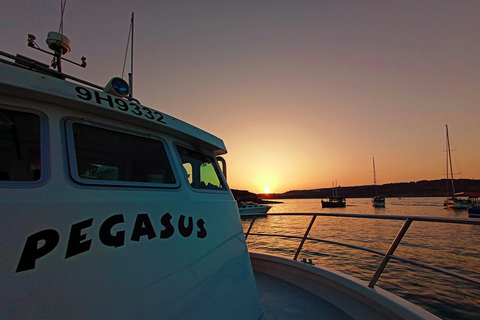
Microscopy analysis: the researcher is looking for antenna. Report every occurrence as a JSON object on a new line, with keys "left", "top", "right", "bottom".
{"left": 130, "top": 12, "right": 134, "bottom": 98}
{"left": 122, "top": 13, "right": 134, "bottom": 98}
{"left": 27, "top": 0, "right": 86, "bottom": 72}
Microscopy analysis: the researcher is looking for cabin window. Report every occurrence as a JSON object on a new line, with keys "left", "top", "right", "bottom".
{"left": 0, "top": 108, "right": 41, "bottom": 182}
{"left": 177, "top": 146, "right": 225, "bottom": 190}
{"left": 68, "top": 122, "right": 176, "bottom": 186}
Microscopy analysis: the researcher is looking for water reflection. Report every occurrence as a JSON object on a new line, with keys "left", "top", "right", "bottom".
{"left": 241, "top": 198, "right": 480, "bottom": 320}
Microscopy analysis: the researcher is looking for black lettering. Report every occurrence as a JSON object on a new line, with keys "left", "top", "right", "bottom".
{"left": 65, "top": 218, "right": 93, "bottom": 259}
{"left": 75, "top": 86, "right": 92, "bottom": 100}
{"left": 94, "top": 91, "right": 114, "bottom": 108}
{"left": 115, "top": 98, "right": 129, "bottom": 111}
{"left": 160, "top": 212, "right": 174, "bottom": 239}
{"left": 99, "top": 214, "right": 125, "bottom": 247}
{"left": 131, "top": 214, "right": 157, "bottom": 241}
{"left": 143, "top": 107, "right": 154, "bottom": 120}
{"left": 130, "top": 103, "right": 142, "bottom": 116}
{"left": 16, "top": 229, "right": 60, "bottom": 272}
{"left": 197, "top": 219, "right": 207, "bottom": 239}
{"left": 178, "top": 215, "right": 193, "bottom": 237}
{"left": 153, "top": 111, "right": 166, "bottom": 124}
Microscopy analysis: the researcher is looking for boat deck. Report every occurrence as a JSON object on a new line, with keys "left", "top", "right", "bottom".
{"left": 250, "top": 252, "right": 441, "bottom": 320}
{"left": 254, "top": 271, "right": 353, "bottom": 320}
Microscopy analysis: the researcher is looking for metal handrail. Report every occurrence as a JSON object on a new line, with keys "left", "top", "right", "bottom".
{"left": 243, "top": 213, "right": 480, "bottom": 288}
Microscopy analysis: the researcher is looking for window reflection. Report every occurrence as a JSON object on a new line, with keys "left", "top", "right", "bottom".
{"left": 177, "top": 146, "right": 225, "bottom": 190}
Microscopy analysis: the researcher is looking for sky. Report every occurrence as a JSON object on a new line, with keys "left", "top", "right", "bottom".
{"left": 1, "top": 1, "right": 479, "bottom": 194}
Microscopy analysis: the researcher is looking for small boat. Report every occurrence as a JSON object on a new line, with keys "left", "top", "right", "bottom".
{"left": 322, "top": 180, "right": 346, "bottom": 208}
{"left": 321, "top": 196, "right": 346, "bottom": 208}
{"left": 372, "top": 195, "right": 386, "bottom": 207}
{"left": 444, "top": 193, "right": 472, "bottom": 209}
{"left": 371, "top": 157, "right": 386, "bottom": 207}
{"left": 443, "top": 125, "right": 472, "bottom": 209}
{"left": 238, "top": 201, "right": 272, "bottom": 215}
{"left": 468, "top": 195, "right": 480, "bottom": 217}
{"left": 468, "top": 207, "right": 480, "bottom": 218}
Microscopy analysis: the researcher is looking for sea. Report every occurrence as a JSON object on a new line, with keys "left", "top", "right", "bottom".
{"left": 241, "top": 197, "right": 480, "bottom": 320}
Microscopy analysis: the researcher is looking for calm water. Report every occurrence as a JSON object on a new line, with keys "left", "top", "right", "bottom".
{"left": 241, "top": 197, "right": 480, "bottom": 320}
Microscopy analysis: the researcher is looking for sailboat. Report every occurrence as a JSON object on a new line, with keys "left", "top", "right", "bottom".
{"left": 321, "top": 180, "right": 346, "bottom": 208}
{"left": 443, "top": 125, "right": 472, "bottom": 209}
{"left": 371, "top": 157, "right": 386, "bottom": 207}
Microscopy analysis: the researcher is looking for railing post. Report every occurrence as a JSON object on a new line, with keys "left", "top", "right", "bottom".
{"left": 293, "top": 215, "right": 317, "bottom": 261}
{"left": 244, "top": 215, "right": 257, "bottom": 240}
{"left": 368, "top": 218, "right": 412, "bottom": 287}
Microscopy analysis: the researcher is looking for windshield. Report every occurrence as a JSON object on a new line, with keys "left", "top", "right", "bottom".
{"left": 177, "top": 145, "right": 225, "bottom": 190}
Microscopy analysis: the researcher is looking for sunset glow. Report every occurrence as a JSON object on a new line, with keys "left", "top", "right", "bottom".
{"left": 3, "top": 2, "right": 478, "bottom": 194}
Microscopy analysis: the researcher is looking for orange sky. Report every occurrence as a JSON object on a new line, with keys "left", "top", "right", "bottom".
{"left": 2, "top": 1, "right": 479, "bottom": 194}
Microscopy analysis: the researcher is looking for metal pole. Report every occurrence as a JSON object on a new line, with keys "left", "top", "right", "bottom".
{"left": 244, "top": 215, "right": 257, "bottom": 240}
{"left": 129, "top": 12, "right": 134, "bottom": 98}
{"left": 368, "top": 218, "right": 412, "bottom": 287}
{"left": 293, "top": 215, "right": 317, "bottom": 261}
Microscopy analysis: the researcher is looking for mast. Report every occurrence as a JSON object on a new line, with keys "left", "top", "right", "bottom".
{"left": 445, "top": 125, "right": 455, "bottom": 196}
{"left": 372, "top": 157, "right": 377, "bottom": 196}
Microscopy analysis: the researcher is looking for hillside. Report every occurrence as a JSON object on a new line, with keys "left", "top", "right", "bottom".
{"left": 257, "top": 179, "right": 480, "bottom": 199}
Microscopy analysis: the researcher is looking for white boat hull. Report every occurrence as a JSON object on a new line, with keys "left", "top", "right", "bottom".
{"left": 238, "top": 201, "right": 272, "bottom": 215}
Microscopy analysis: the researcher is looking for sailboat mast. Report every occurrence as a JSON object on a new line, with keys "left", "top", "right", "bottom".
{"left": 445, "top": 125, "right": 455, "bottom": 196}
{"left": 373, "top": 157, "right": 377, "bottom": 196}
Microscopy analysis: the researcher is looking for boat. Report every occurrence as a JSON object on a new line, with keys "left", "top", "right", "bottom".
{"left": 372, "top": 195, "right": 386, "bottom": 207}
{"left": 1, "top": 25, "right": 264, "bottom": 319}
{"left": 322, "top": 180, "right": 346, "bottom": 208}
{"left": 371, "top": 157, "right": 386, "bottom": 207}
{"left": 321, "top": 196, "right": 346, "bottom": 208}
{"left": 238, "top": 201, "right": 272, "bottom": 215}
{"left": 468, "top": 207, "right": 480, "bottom": 218}
{"left": 468, "top": 195, "right": 480, "bottom": 217}
{"left": 443, "top": 125, "right": 472, "bottom": 209}
{"left": 0, "top": 17, "right": 454, "bottom": 320}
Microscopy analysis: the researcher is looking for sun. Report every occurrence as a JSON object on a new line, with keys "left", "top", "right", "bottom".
{"left": 263, "top": 188, "right": 270, "bottom": 194}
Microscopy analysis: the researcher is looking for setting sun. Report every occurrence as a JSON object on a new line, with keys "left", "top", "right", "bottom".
{"left": 264, "top": 188, "right": 270, "bottom": 194}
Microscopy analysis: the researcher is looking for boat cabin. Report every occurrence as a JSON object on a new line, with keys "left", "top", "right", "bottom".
{"left": 0, "top": 51, "right": 263, "bottom": 319}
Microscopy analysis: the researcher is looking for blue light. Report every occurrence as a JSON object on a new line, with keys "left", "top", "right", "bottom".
{"left": 111, "top": 78, "right": 129, "bottom": 96}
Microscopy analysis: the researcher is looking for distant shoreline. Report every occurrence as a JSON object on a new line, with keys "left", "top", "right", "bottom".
{"left": 259, "top": 178, "right": 480, "bottom": 199}
{"left": 232, "top": 179, "right": 480, "bottom": 203}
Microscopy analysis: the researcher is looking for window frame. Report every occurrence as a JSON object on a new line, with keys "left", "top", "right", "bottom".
{"left": 174, "top": 143, "right": 228, "bottom": 193}
{"left": 0, "top": 104, "right": 50, "bottom": 188}
{"left": 65, "top": 118, "right": 179, "bottom": 188}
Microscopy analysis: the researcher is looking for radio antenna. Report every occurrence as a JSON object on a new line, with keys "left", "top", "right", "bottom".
{"left": 27, "top": 0, "right": 87, "bottom": 72}
{"left": 122, "top": 13, "right": 134, "bottom": 98}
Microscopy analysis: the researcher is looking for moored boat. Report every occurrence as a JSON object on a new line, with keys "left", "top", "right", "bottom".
{"left": 322, "top": 180, "right": 346, "bottom": 208}
{"left": 444, "top": 193, "right": 473, "bottom": 209}
{"left": 371, "top": 157, "right": 386, "bottom": 207}
{"left": 468, "top": 195, "right": 480, "bottom": 217}
{"left": 468, "top": 207, "right": 480, "bottom": 218}
{"left": 372, "top": 195, "right": 386, "bottom": 207}
{"left": 443, "top": 125, "right": 472, "bottom": 209}
{"left": 238, "top": 201, "right": 272, "bottom": 215}
{"left": 321, "top": 196, "right": 346, "bottom": 208}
